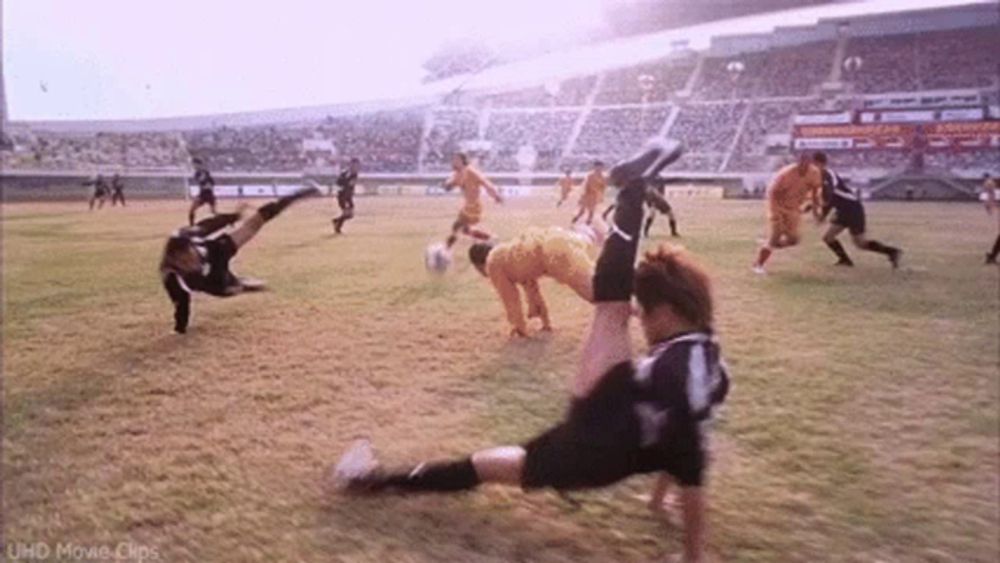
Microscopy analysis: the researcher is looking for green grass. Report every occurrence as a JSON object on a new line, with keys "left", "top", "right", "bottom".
{"left": 3, "top": 196, "right": 998, "bottom": 562}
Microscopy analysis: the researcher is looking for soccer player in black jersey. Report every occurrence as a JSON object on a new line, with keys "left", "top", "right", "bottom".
{"left": 983, "top": 173, "right": 1000, "bottom": 264}
{"left": 332, "top": 158, "right": 360, "bottom": 234}
{"left": 84, "top": 174, "right": 110, "bottom": 210}
{"left": 110, "top": 173, "right": 126, "bottom": 207}
{"left": 160, "top": 186, "right": 319, "bottom": 334}
{"left": 188, "top": 158, "right": 218, "bottom": 225}
{"left": 813, "top": 152, "right": 902, "bottom": 269}
{"left": 603, "top": 177, "right": 680, "bottom": 238}
{"left": 329, "top": 139, "right": 729, "bottom": 563}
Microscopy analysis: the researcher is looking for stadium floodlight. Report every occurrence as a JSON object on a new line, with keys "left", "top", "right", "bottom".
{"left": 726, "top": 60, "right": 746, "bottom": 79}
{"left": 843, "top": 55, "right": 863, "bottom": 73}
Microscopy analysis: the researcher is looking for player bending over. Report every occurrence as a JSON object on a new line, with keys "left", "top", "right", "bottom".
{"left": 983, "top": 173, "right": 1000, "bottom": 265}
{"left": 814, "top": 152, "right": 901, "bottom": 269}
{"left": 84, "top": 174, "right": 110, "bottom": 210}
{"left": 556, "top": 169, "right": 576, "bottom": 207}
{"left": 603, "top": 178, "right": 680, "bottom": 238}
{"left": 469, "top": 226, "right": 596, "bottom": 337}
{"left": 571, "top": 160, "right": 607, "bottom": 225}
{"left": 188, "top": 158, "right": 218, "bottom": 225}
{"left": 160, "top": 186, "right": 318, "bottom": 334}
{"left": 443, "top": 152, "right": 503, "bottom": 248}
{"left": 331, "top": 139, "right": 729, "bottom": 563}
{"left": 332, "top": 158, "right": 360, "bottom": 234}
{"left": 751, "top": 153, "right": 822, "bottom": 274}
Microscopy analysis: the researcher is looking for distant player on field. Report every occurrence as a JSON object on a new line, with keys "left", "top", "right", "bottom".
{"left": 442, "top": 152, "right": 503, "bottom": 249}
{"left": 751, "top": 153, "right": 822, "bottom": 274}
{"left": 571, "top": 160, "right": 607, "bottom": 225}
{"left": 983, "top": 173, "right": 1000, "bottom": 265}
{"left": 814, "top": 152, "right": 901, "bottom": 268}
{"left": 110, "top": 173, "right": 126, "bottom": 207}
{"left": 330, "top": 139, "right": 728, "bottom": 563}
{"left": 160, "top": 186, "right": 318, "bottom": 334}
{"left": 84, "top": 174, "right": 110, "bottom": 210}
{"left": 332, "top": 158, "right": 360, "bottom": 234}
{"left": 468, "top": 226, "right": 595, "bottom": 337}
{"left": 189, "top": 158, "right": 218, "bottom": 225}
{"left": 556, "top": 169, "right": 576, "bottom": 207}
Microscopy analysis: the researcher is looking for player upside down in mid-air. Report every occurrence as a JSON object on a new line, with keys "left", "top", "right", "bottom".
{"left": 468, "top": 226, "right": 596, "bottom": 337}
{"left": 442, "top": 152, "right": 504, "bottom": 248}
{"left": 813, "top": 152, "right": 901, "bottom": 269}
{"left": 332, "top": 158, "right": 360, "bottom": 234}
{"left": 603, "top": 177, "right": 680, "bottom": 238}
{"left": 188, "top": 158, "right": 218, "bottom": 225}
{"left": 330, "top": 139, "right": 729, "bottom": 563}
{"left": 751, "top": 153, "right": 823, "bottom": 274}
{"left": 160, "top": 186, "right": 318, "bottom": 334}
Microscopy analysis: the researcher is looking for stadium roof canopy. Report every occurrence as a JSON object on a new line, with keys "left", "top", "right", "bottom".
{"left": 9, "top": 0, "right": 995, "bottom": 132}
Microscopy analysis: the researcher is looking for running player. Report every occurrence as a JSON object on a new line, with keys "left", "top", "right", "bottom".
{"left": 468, "top": 226, "right": 595, "bottom": 337}
{"left": 751, "top": 153, "right": 822, "bottom": 274}
{"left": 983, "top": 173, "right": 1000, "bottom": 265}
{"left": 330, "top": 139, "right": 729, "bottom": 563}
{"left": 571, "top": 160, "right": 607, "bottom": 225}
{"left": 160, "top": 186, "right": 318, "bottom": 334}
{"left": 814, "top": 152, "right": 901, "bottom": 268}
{"left": 602, "top": 178, "right": 680, "bottom": 238}
{"left": 84, "top": 174, "right": 110, "bottom": 210}
{"left": 189, "top": 158, "right": 218, "bottom": 225}
{"left": 443, "top": 152, "right": 503, "bottom": 249}
{"left": 110, "top": 173, "right": 126, "bottom": 207}
{"left": 556, "top": 169, "right": 576, "bottom": 207}
{"left": 332, "top": 158, "right": 360, "bottom": 234}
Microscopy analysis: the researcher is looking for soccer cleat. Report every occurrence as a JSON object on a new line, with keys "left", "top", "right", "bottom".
{"left": 752, "top": 265, "right": 767, "bottom": 275}
{"left": 889, "top": 248, "right": 902, "bottom": 270}
{"left": 986, "top": 253, "right": 997, "bottom": 265}
{"left": 834, "top": 259, "right": 854, "bottom": 267}
{"left": 328, "top": 438, "right": 380, "bottom": 493}
{"left": 609, "top": 138, "right": 685, "bottom": 188}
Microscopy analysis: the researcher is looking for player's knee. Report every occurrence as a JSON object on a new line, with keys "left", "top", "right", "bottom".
{"left": 850, "top": 234, "right": 867, "bottom": 248}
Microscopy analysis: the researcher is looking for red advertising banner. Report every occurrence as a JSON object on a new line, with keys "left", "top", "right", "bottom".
{"left": 794, "top": 123, "right": 915, "bottom": 138}
{"left": 924, "top": 121, "right": 1000, "bottom": 136}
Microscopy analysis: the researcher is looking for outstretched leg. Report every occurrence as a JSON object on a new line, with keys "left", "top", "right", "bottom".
{"left": 823, "top": 224, "right": 853, "bottom": 266}
{"left": 987, "top": 233, "right": 1000, "bottom": 264}
{"left": 851, "top": 233, "right": 901, "bottom": 269}
{"left": 229, "top": 186, "right": 318, "bottom": 249}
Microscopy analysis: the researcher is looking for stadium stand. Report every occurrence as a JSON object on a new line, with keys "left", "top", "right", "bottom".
{"left": 572, "top": 105, "right": 673, "bottom": 163}
{"left": 595, "top": 57, "right": 696, "bottom": 104}
{"left": 422, "top": 109, "right": 480, "bottom": 171}
{"left": 669, "top": 103, "right": 746, "bottom": 171}
{"left": 484, "top": 110, "right": 578, "bottom": 171}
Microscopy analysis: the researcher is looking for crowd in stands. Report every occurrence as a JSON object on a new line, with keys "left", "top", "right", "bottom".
{"left": 572, "top": 106, "right": 672, "bottom": 163}
{"left": 2, "top": 131, "right": 189, "bottom": 171}
{"left": 317, "top": 110, "right": 423, "bottom": 172}
{"left": 844, "top": 35, "right": 920, "bottom": 94}
{"left": 484, "top": 111, "right": 577, "bottom": 171}
{"left": 754, "top": 41, "right": 835, "bottom": 98}
{"left": 726, "top": 100, "right": 824, "bottom": 172}
{"left": 668, "top": 103, "right": 746, "bottom": 171}
{"left": 595, "top": 57, "right": 696, "bottom": 104}
{"left": 423, "top": 109, "right": 480, "bottom": 171}
{"left": 184, "top": 126, "right": 308, "bottom": 172}
{"left": 482, "top": 75, "right": 598, "bottom": 107}
{"left": 925, "top": 149, "right": 998, "bottom": 175}
{"left": 916, "top": 28, "right": 999, "bottom": 90}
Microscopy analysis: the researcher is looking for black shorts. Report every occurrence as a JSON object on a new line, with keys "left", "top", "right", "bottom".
{"left": 337, "top": 193, "right": 355, "bottom": 210}
{"left": 197, "top": 189, "right": 217, "bottom": 206}
{"left": 521, "top": 362, "right": 706, "bottom": 490}
{"left": 832, "top": 202, "right": 865, "bottom": 235}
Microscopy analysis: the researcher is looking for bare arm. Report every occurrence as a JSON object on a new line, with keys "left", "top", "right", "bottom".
{"left": 521, "top": 279, "right": 551, "bottom": 330}
{"left": 985, "top": 181, "right": 996, "bottom": 215}
{"left": 474, "top": 169, "right": 503, "bottom": 203}
{"left": 489, "top": 267, "right": 528, "bottom": 337}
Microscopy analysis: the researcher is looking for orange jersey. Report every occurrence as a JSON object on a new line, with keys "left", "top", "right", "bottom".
{"left": 579, "top": 170, "right": 607, "bottom": 208}
{"left": 768, "top": 163, "right": 822, "bottom": 212}
{"left": 448, "top": 165, "right": 492, "bottom": 207}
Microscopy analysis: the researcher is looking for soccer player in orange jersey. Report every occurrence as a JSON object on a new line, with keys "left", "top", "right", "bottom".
{"left": 442, "top": 152, "right": 503, "bottom": 248}
{"left": 752, "top": 153, "right": 823, "bottom": 274}
{"left": 571, "top": 160, "right": 607, "bottom": 225}
{"left": 468, "top": 227, "right": 596, "bottom": 337}
{"left": 556, "top": 169, "right": 576, "bottom": 207}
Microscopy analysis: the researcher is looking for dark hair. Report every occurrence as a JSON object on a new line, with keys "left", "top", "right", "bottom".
{"left": 593, "top": 160, "right": 604, "bottom": 168}
{"left": 455, "top": 152, "right": 469, "bottom": 165}
{"left": 468, "top": 242, "right": 494, "bottom": 271}
{"left": 192, "top": 157, "right": 204, "bottom": 165}
{"left": 812, "top": 151, "right": 828, "bottom": 164}
{"left": 634, "top": 244, "right": 714, "bottom": 330}
{"left": 350, "top": 157, "right": 360, "bottom": 165}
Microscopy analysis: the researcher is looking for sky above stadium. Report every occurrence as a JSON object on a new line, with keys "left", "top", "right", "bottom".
{"left": 1, "top": 0, "right": 991, "bottom": 121}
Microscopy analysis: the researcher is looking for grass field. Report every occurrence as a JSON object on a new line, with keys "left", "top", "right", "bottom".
{"left": 3, "top": 195, "right": 998, "bottom": 562}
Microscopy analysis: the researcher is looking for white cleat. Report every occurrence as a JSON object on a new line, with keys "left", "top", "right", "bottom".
{"left": 752, "top": 265, "right": 767, "bottom": 275}
{"left": 327, "top": 438, "right": 379, "bottom": 492}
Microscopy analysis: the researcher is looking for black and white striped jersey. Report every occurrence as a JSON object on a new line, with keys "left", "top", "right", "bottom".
{"left": 822, "top": 168, "right": 861, "bottom": 210}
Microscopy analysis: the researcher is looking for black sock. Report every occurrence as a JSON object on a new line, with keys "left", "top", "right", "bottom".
{"left": 826, "top": 239, "right": 852, "bottom": 263}
{"left": 593, "top": 181, "right": 645, "bottom": 302}
{"left": 864, "top": 240, "right": 896, "bottom": 256}
{"left": 259, "top": 188, "right": 315, "bottom": 222}
{"left": 668, "top": 217, "right": 678, "bottom": 236}
{"left": 989, "top": 234, "right": 1000, "bottom": 261}
{"left": 370, "top": 458, "right": 480, "bottom": 493}
{"left": 644, "top": 216, "right": 654, "bottom": 237}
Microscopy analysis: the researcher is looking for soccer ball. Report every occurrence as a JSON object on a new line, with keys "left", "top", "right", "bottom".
{"left": 424, "top": 243, "right": 453, "bottom": 273}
